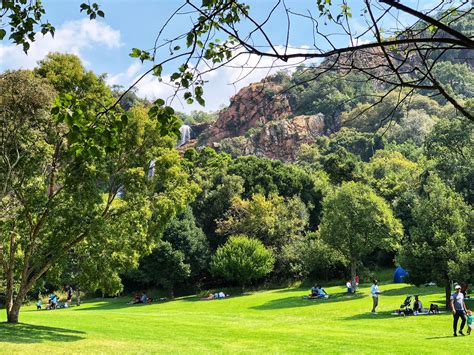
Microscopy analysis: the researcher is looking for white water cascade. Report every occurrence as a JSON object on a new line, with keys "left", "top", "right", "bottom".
{"left": 147, "top": 159, "right": 156, "bottom": 178}
{"left": 177, "top": 124, "right": 192, "bottom": 147}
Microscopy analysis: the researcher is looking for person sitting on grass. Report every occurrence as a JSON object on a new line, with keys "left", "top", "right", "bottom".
{"left": 346, "top": 281, "right": 353, "bottom": 294}
{"left": 308, "top": 285, "right": 319, "bottom": 298}
{"left": 127, "top": 293, "right": 140, "bottom": 304}
{"left": 47, "top": 293, "right": 59, "bottom": 310}
{"left": 318, "top": 285, "right": 329, "bottom": 299}
{"left": 413, "top": 295, "right": 423, "bottom": 313}
{"left": 138, "top": 292, "right": 152, "bottom": 304}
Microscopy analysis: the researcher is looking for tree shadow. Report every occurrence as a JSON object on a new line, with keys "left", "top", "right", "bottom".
{"left": 0, "top": 323, "right": 85, "bottom": 344}
{"left": 251, "top": 292, "right": 364, "bottom": 311}
{"left": 273, "top": 288, "right": 305, "bottom": 294}
{"left": 342, "top": 311, "right": 400, "bottom": 320}
{"left": 182, "top": 293, "right": 249, "bottom": 302}
{"left": 381, "top": 285, "right": 443, "bottom": 297}
{"left": 72, "top": 298, "right": 160, "bottom": 311}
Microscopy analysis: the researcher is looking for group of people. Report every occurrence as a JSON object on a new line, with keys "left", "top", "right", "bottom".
{"left": 128, "top": 292, "right": 153, "bottom": 304}
{"left": 37, "top": 285, "right": 74, "bottom": 310}
{"left": 307, "top": 285, "right": 329, "bottom": 299}
{"left": 201, "top": 291, "right": 228, "bottom": 300}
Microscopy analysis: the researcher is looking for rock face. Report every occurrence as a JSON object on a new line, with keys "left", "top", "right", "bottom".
{"left": 194, "top": 78, "right": 326, "bottom": 161}
{"left": 199, "top": 81, "right": 292, "bottom": 144}
{"left": 252, "top": 114, "right": 325, "bottom": 161}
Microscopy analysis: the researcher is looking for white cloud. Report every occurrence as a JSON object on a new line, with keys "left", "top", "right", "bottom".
{"left": 0, "top": 19, "right": 121, "bottom": 70}
{"left": 109, "top": 45, "right": 316, "bottom": 113}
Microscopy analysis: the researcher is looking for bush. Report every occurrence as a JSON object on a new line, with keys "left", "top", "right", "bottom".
{"left": 210, "top": 235, "right": 274, "bottom": 291}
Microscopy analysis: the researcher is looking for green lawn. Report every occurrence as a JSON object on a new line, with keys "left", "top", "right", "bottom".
{"left": 1, "top": 282, "right": 472, "bottom": 353}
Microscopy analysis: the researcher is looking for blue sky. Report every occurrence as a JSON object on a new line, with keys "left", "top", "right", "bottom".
{"left": 0, "top": 0, "right": 445, "bottom": 112}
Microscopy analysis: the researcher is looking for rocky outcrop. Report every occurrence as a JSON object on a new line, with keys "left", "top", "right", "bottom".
{"left": 217, "top": 114, "right": 325, "bottom": 161}
{"left": 190, "top": 78, "right": 325, "bottom": 161}
{"left": 199, "top": 81, "right": 292, "bottom": 145}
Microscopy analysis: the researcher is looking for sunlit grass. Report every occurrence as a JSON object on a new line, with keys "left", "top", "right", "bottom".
{"left": 1, "top": 282, "right": 472, "bottom": 353}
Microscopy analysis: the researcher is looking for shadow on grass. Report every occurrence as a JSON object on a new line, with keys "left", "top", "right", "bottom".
{"left": 273, "top": 288, "right": 307, "bottom": 294}
{"left": 0, "top": 323, "right": 85, "bottom": 344}
{"left": 381, "top": 285, "right": 443, "bottom": 297}
{"left": 251, "top": 292, "right": 365, "bottom": 311}
{"left": 426, "top": 335, "right": 458, "bottom": 340}
{"left": 342, "top": 311, "right": 404, "bottom": 320}
{"left": 72, "top": 298, "right": 168, "bottom": 311}
{"left": 181, "top": 293, "right": 250, "bottom": 302}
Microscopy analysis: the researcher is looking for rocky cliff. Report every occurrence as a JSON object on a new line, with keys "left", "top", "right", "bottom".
{"left": 192, "top": 78, "right": 325, "bottom": 161}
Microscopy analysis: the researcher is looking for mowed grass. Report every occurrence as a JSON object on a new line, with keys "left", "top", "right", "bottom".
{"left": 1, "top": 282, "right": 472, "bottom": 354}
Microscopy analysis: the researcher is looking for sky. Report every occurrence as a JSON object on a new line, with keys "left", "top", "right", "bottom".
{"left": 0, "top": 0, "right": 445, "bottom": 113}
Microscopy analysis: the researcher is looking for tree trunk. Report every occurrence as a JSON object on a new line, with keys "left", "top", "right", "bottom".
{"left": 169, "top": 286, "right": 175, "bottom": 299}
{"left": 76, "top": 290, "right": 81, "bottom": 306}
{"left": 350, "top": 260, "right": 357, "bottom": 294}
{"left": 6, "top": 302, "right": 21, "bottom": 323}
{"left": 6, "top": 286, "right": 27, "bottom": 324}
{"left": 445, "top": 282, "right": 451, "bottom": 311}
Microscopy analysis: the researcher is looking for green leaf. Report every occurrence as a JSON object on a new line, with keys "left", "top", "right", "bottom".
{"left": 153, "top": 65, "right": 162, "bottom": 77}
{"left": 130, "top": 48, "right": 141, "bottom": 58}
{"left": 97, "top": 10, "right": 105, "bottom": 17}
{"left": 0, "top": 29, "right": 6, "bottom": 40}
{"left": 186, "top": 32, "right": 194, "bottom": 47}
{"left": 154, "top": 98, "right": 165, "bottom": 107}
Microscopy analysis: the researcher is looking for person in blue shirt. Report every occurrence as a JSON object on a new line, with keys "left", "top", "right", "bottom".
{"left": 309, "top": 285, "right": 319, "bottom": 298}
{"left": 318, "top": 285, "right": 329, "bottom": 299}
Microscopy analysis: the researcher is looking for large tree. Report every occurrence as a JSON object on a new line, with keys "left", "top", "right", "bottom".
{"left": 398, "top": 174, "right": 473, "bottom": 309}
{"left": 0, "top": 66, "right": 196, "bottom": 323}
{"left": 319, "top": 181, "right": 403, "bottom": 290}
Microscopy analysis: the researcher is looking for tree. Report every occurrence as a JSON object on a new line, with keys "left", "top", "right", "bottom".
{"left": 210, "top": 235, "right": 274, "bottom": 291}
{"left": 0, "top": 67, "right": 196, "bottom": 322}
{"left": 216, "top": 193, "right": 308, "bottom": 279}
{"left": 398, "top": 175, "right": 473, "bottom": 309}
{"left": 363, "top": 150, "right": 422, "bottom": 202}
{"left": 137, "top": 241, "right": 191, "bottom": 299}
{"left": 319, "top": 181, "right": 403, "bottom": 291}
{"left": 425, "top": 117, "right": 474, "bottom": 205}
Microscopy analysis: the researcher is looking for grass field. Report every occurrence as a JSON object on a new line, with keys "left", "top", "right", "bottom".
{"left": 1, "top": 282, "right": 472, "bottom": 353}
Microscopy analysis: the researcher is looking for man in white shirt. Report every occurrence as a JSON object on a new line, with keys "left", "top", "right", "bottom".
{"left": 451, "top": 284, "right": 468, "bottom": 336}
{"left": 371, "top": 279, "right": 380, "bottom": 314}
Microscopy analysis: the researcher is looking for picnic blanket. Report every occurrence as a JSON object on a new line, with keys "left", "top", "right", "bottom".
{"left": 391, "top": 311, "right": 445, "bottom": 316}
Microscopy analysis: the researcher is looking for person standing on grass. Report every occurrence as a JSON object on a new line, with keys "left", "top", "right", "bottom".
{"left": 451, "top": 284, "right": 468, "bottom": 336}
{"left": 371, "top": 279, "right": 381, "bottom": 314}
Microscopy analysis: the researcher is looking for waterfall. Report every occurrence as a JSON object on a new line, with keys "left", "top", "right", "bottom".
{"left": 148, "top": 159, "right": 156, "bottom": 178}
{"left": 177, "top": 124, "right": 192, "bottom": 147}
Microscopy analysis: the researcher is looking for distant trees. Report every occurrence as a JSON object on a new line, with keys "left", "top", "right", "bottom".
{"left": 211, "top": 235, "right": 274, "bottom": 291}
